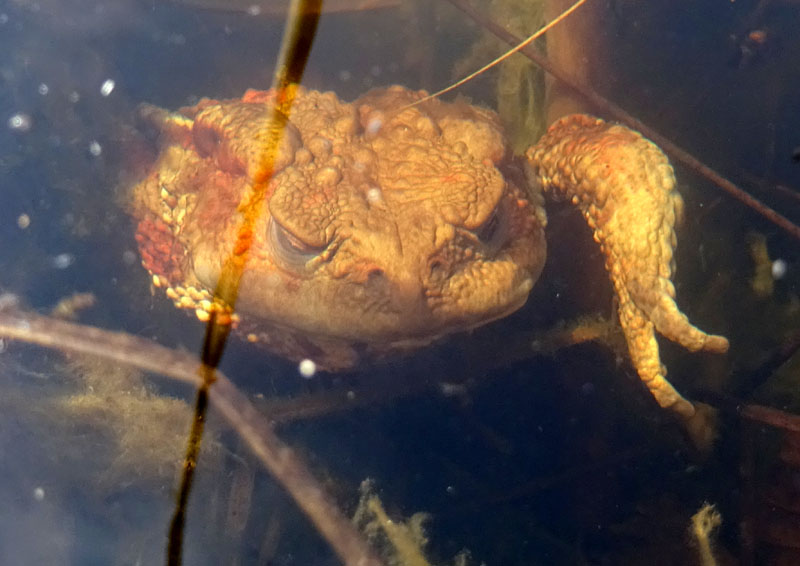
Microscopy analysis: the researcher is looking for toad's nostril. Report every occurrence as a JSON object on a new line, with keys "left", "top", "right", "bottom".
{"left": 428, "top": 257, "right": 455, "bottom": 286}
{"left": 367, "top": 268, "right": 385, "bottom": 281}
{"left": 429, "top": 259, "right": 445, "bottom": 280}
{"left": 362, "top": 267, "right": 389, "bottom": 294}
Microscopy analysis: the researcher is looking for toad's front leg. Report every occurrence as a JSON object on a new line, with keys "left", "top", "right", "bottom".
{"left": 525, "top": 114, "right": 728, "bottom": 420}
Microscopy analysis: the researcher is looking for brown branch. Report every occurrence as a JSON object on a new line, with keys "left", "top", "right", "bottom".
{"left": 0, "top": 305, "right": 384, "bottom": 566}
{"left": 774, "top": 183, "right": 800, "bottom": 204}
{"left": 444, "top": 0, "right": 800, "bottom": 241}
{"left": 740, "top": 403, "right": 800, "bottom": 433}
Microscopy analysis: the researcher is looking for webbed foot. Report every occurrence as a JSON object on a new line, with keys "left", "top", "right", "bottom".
{"left": 526, "top": 114, "right": 728, "bottom": 419}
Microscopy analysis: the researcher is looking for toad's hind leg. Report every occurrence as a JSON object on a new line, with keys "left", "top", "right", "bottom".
{"left": 526, "top": 114, "right": 728, "bottom": 419}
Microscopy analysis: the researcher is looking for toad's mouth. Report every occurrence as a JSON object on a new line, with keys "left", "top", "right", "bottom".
{"left": 425, "top": 265, "right": 536, "bottom": 333}
{"left": 229, "top": 254, "right": 538, "bottom": 345}
{"left": 342, "top": 271, "right": 536, "bottom": 354}
{"left": 464, "top": 274, "right": 534, "bottom": 328}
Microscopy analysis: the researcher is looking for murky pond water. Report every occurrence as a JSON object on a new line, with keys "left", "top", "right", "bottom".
{"left": 1, "top": 1, "right": 799, "bottom": 564}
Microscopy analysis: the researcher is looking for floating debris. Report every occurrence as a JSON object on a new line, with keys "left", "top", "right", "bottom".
{"left": 51, "top": 292, "right": 95, "bottom": 319}
{"left": 748, "top": 232, "right": 775, "bottom": 298}
{"left": 730, "top": 28, "right": 782, "bottom": 69}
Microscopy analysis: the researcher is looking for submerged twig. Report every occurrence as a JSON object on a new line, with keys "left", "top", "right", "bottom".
{"left": 444, "top": 0, "right": 800, "bottom": 241}
{"left": 0, "top": 305, "right": 384, "bottom": 566}
{"left": 740, "top": 403, "right": 800, "bottom": 432}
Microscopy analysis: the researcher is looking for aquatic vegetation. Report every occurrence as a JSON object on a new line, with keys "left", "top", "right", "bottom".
{"left": 57, "top": 355, "right": 222, "bottom": 488}
{"left": 452, "top": 0, "right": 546, "bottom": 153}
{"left": 354, "top": 480, "right": 432, "bottom": 566}
{"left": 353, "top": 479, "right": 478, "bottom": 566}
{"left": 689, "top": 502, "right": 722, "bottom": 566}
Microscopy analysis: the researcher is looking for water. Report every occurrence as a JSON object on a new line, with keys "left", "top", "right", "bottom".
{"left": 0, "top": 1, "right": 799, "bottom": 564}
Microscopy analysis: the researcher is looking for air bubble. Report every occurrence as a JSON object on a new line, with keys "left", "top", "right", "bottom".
{"left": 88, "top": 140, "right": 102, "bottom": 156}
{"left": 298, "top": 358, "right": 317, "bottom": 379}
{"left": 52, "top": 253, "right": 75, "bottom": 269}
{"left": 772, "top": 259, "right": 787, "bottom": 280}
{"left": 100, "top": 79, "right": 115, "bottom": 97}
{"left": 366, "top": 187, "right": 382, "bottom": 204}
{"left": 8, "top": 113, "right": 31, "bottom": 132}
{"left": 365, "top": 115, "right": 383, "bottom": 136}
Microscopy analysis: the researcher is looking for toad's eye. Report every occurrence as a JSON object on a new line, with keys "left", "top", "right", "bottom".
{"left": 193, "top": 124, "right": 222, "bottom": 157}
{"left": 268, "top": 219, "right": 324, "bottom": 272}
{"left": 473, "top": 200, "right": 510, "bottom": 252}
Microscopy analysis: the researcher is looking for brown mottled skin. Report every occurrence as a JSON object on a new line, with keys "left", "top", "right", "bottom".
{"left": 131, "top": 85, "right": 728, "bottom": 419}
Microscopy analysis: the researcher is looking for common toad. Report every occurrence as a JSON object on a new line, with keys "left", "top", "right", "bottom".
{"left": 131, "top": 85, "right": 728, "bottom": 420}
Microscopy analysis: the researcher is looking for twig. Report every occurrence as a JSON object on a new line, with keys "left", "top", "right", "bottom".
{"left": 774, "top": 183, "right": 800, "bottom": 204}
{"left": 739, "top": 403, "right": 800, "bottom": 433}
{"left": 0, "top": 305, "right": 384, "bottom": 566}
{"left": 444, "top": 0, "right": 800, "bottom": 240}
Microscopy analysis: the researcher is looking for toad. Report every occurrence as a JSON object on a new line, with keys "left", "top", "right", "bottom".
{"left": 130, "top": 85, "right": 728, "bottom": 421}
